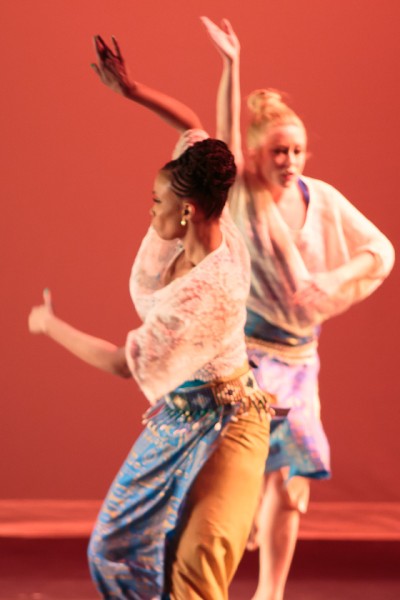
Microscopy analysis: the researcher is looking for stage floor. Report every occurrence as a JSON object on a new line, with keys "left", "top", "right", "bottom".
{"left": 1, "top": 538, "right": 399, "bottom": 600}
{"left": 1, "top": 501, "right": 399, "bottom": 599}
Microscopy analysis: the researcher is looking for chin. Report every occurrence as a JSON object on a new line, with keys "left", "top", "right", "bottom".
{"left": 282, "top": 178, "right": 297, "bottom": 188}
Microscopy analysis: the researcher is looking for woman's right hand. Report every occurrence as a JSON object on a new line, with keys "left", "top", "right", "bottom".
{"left": 91, "top": 35, "right": 134, "bottom": 97}
{"left": 28, "top": 288, "right": 54, "bottom": 335}
{"left": 200, "top": 17, "right": 240, "bottom": 63}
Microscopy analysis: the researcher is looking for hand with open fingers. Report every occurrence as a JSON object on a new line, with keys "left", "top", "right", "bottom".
{"left": 91, "top": 35, "right": 133, "bottom": 96}
{"left": 200, "top": 16, "right": 240, "bottom": 62}
{"left": 28, "top": 288, "right": 54, "bottom": 334}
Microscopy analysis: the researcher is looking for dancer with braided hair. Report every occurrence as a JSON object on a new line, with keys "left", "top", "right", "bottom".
{"left": 29, "top": 138, "right": 273, "bottom": 600}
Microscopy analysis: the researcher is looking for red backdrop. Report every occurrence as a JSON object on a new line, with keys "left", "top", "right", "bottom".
{"left": 2, "top": 0, "right": 399, "bottom": 502}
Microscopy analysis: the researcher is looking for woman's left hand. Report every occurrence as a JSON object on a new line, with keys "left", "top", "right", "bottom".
{"left": 293, "top": 271, "right": 343, "bottom": 306}
{"left": 28, "top": 288, "right": 54, "bottom": 334}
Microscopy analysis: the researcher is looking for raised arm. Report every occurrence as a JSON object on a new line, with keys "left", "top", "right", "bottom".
{"left": 91, "top": 35, "right": 203, "bottom": 132}
{"left": 201, "top": 17, "right": 244, "bottom": 174}
{"left": 28, "top": 289, "right": 131, "bottom": 378}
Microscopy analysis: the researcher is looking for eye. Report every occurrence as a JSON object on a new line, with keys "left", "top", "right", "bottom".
{"left": 272, "top": 147, "right": 288, "bottom": 156}
{"left": 152, "top": 196, "right": 161, "bottom": 204}
{"left": 293, "top": 147, "right": 304, "bottom": 155}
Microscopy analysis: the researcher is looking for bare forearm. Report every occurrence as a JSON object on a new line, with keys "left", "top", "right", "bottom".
{"left": 216, "top": 57, "right": 243, "bottom": 172}
{"left": 336, "top": 251, "right": 379, "bottom": 284}
{"left": 216, "top": 61, "right": 232, "bottom": 142}
{"left": 44, "top": 314, "right": 131, "bottom": 378}
{"left": 123, "top": 81, "right": 203, "bottom": 132}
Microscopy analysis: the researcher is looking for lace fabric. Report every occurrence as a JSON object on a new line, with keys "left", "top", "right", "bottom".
{"left": 126, "top": 208, "right": 251, "bottom": 404}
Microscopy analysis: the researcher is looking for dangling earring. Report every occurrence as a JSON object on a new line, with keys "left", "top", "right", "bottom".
{"left": 180, "top": 209, "right": 188, "bottom": 226}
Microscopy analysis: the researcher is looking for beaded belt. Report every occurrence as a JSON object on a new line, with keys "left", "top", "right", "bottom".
{"left": 166, "top": 364, "right": 274, "bottom": 416}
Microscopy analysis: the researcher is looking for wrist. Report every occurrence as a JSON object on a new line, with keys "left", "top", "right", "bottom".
{"left": 123, "top": 81, "right": 138, "bottom": 99}
{"left": 222, "top": 54, "right": 238, "bottom": 68}
{"left": 334, "top": 264, "right": 352, "bottom": 287}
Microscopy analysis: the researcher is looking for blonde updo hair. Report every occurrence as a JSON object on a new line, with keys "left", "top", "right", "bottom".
{"left": 246, "top": 89, "right": 306, "bottom": 150}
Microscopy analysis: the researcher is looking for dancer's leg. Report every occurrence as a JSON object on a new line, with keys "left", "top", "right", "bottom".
{"left": 170, "top": 408, "right": 270, "bottom": 600}
{"left": 251, "top": 471, "right": 310, "bottom": 600}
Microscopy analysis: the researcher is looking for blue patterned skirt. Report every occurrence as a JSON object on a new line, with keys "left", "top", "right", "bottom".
{"left": 88, "top": 369, "right": 271, "bottom": 599}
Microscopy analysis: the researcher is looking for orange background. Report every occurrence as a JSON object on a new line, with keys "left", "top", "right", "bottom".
{"left": 2, "top": 0, "right": 399, "bottom": 503}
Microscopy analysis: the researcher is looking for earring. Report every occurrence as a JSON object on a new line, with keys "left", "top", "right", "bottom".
{"left": 180, "top": 209, "right": 189, "bottom": 226}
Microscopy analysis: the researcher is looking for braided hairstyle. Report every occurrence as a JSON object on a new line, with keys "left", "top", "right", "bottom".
{"left": 162, "top": 138, "right": 236, "bottom": 219}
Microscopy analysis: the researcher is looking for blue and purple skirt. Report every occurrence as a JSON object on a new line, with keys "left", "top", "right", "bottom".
{"left": 245, "top": 309, "right": 330, "bottom": 480}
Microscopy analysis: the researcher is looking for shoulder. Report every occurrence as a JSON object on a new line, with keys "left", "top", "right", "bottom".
{"left": 302, "top": 176, "right": 354, "bottom": 217}
{"left": 302, "top": 175, "right": 344, "bottom": 199}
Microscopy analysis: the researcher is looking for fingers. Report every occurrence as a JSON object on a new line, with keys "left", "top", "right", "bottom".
{"left": 93, "top": 34, "right": 116, "bottom": 61}
{"left": 199, "top": 15, "right": 237, "bottom": 57}
{"left": 112, "top": 35, "right": 122, "bottom": 61}
{"left": 28, "top": 308, "right": 37, "bottom": 334}
{"left": 90, "top": 63, "right": 101, "bottom": 77}
{"left": 200, "top": 15, "right": 221, "bottom": 38}
{"left": 43, "top": 287, "right": 52, "bottom": 309}
{"left": 221, "top": 18, "right": 232, "bottom": 33}
{"left": 199, "top": 15, "right": 215, "bottom": 29}
{"left": 221, "top": 18, "right": 239, "bottom": 46}
{"left": 93, "top": 35, "right": 105, "bottom": 60}
{"left": 96, "top": 34, "right": 109, "bottom": 52}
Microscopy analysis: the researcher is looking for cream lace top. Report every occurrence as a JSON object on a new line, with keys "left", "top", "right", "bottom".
{"left": 125, "top": 209, "right": 250, "bottom": 404}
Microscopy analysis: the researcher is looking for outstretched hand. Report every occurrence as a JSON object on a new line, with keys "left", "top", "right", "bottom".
{"left": 200, "top": 16, "right": 240, "bottom": 62}
{"left": 91, "top": 35, "right": 132, "bottom": 96}
{"left": 28, "top": 288, "right": 54, "bottom": 334}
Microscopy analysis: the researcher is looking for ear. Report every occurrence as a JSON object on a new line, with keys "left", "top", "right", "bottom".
{"left": 182, "top": 202, "right": 196, "bottom": 220}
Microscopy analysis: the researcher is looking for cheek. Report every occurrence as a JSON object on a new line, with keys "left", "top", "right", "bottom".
{"left": 273, "top": 155, "right": 286, "bottom": 168}
{"left": 258, "top": 152, "right": 275, "bottom": 174}
{"left": 154, "top": 209, "right": 182, "bottom": 239}
{"left": 265, "top": 156, "right": 283, "bottom": 175}
{"left": 297, "top": 155, "right": 307, "bottom": 172}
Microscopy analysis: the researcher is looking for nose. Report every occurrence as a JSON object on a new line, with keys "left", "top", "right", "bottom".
{"left": 286, "top": 150, "right": 296, "bottom": 166}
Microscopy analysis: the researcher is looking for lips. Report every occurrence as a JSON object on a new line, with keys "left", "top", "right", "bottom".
{"left": 281, "top": 171, "right": 296, "bottom": 182}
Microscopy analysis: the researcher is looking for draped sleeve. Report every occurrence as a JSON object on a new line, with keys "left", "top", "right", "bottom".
{"left": 125, "top": 261, "right": 241, "bottom": 404}
{"left": 227, "top": 174, "right": 394, "bottom": 335}
{"left": 302, "top": 179, "right": 395, "bottom": 317}
{"left": 332, "top": 185, "right": 395, "bottom": 284}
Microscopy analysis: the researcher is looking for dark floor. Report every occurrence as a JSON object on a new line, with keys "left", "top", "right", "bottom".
{"left": 0, "top": 538, "right": 399, "bottom": 599}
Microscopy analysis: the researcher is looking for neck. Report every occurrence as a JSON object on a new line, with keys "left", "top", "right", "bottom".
{"left": 182, "top": 218, "right": 222, "bottom": 265}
